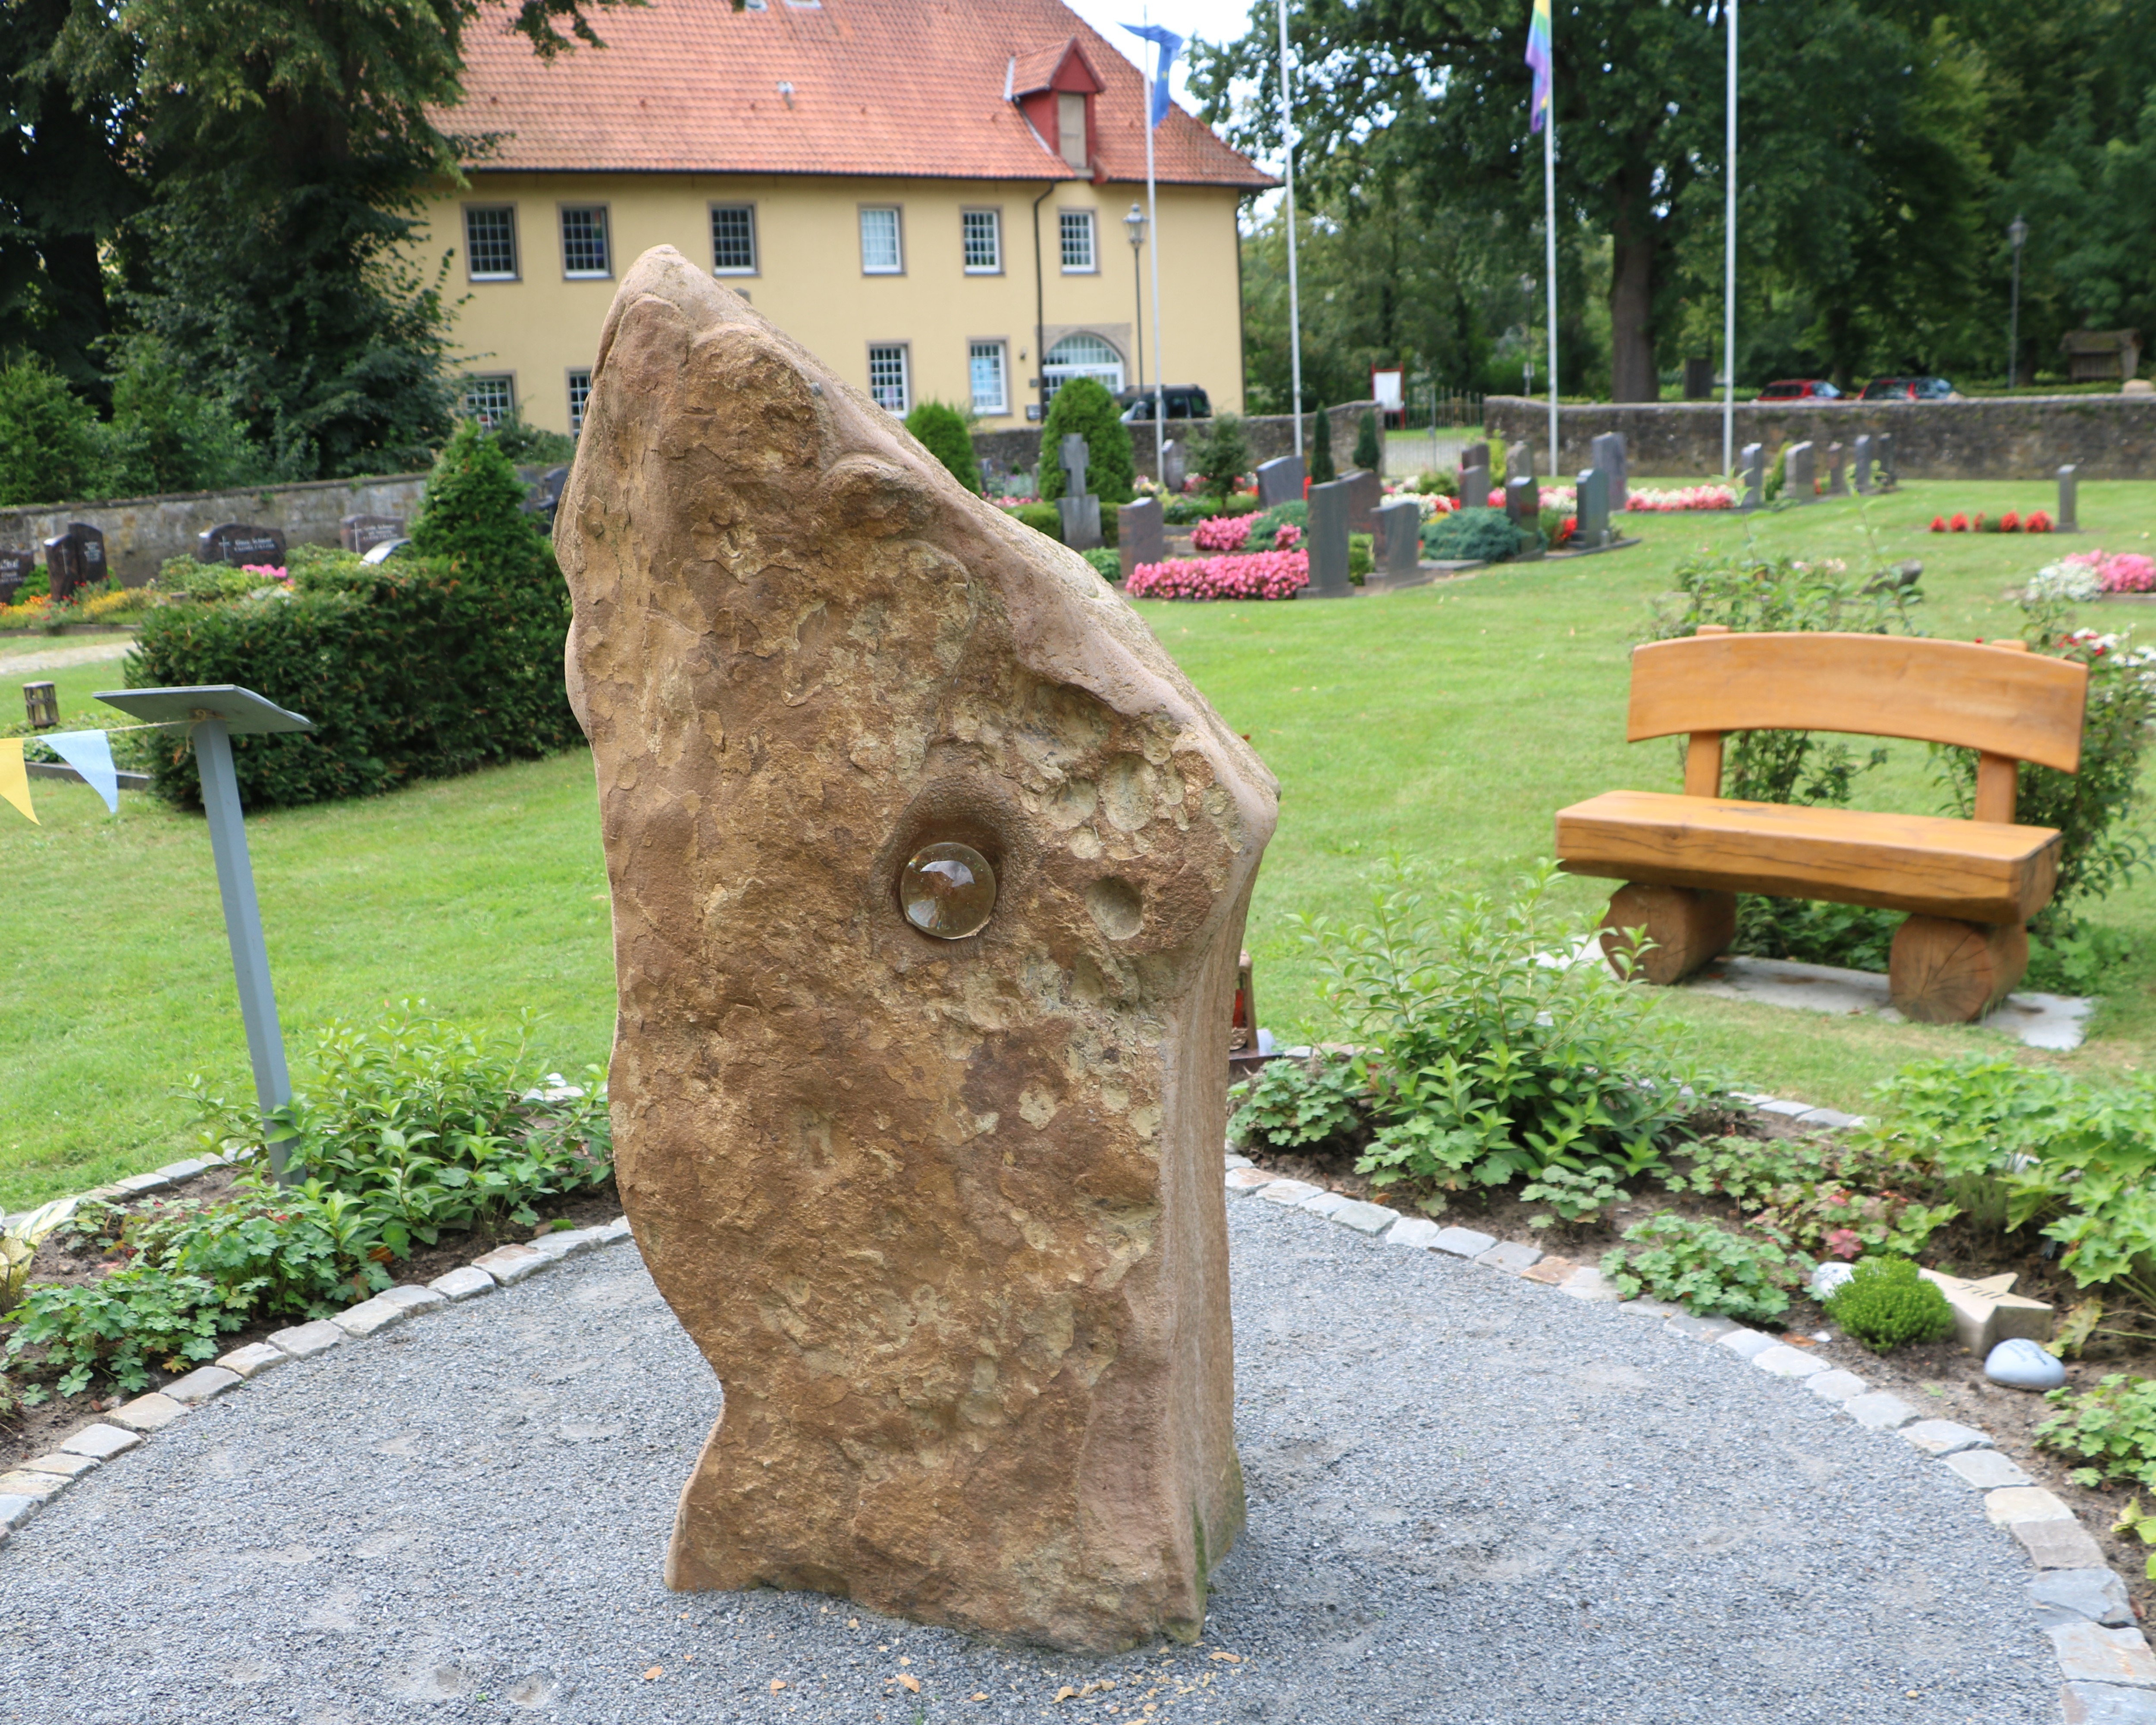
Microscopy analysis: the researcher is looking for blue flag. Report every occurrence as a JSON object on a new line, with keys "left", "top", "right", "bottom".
{"left": 1123, "top": 22, "right": 1183, "bottom": 129}
{"left": 45, "top": 730, "right": 118, "bottom": 812}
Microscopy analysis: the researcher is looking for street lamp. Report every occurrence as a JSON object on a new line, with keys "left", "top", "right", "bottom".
{"left": 1125, "top": 203, "right": 1148, "bottom": 395}
{"left": 2007, "top": 214, "right": 2030, "bottom": 389}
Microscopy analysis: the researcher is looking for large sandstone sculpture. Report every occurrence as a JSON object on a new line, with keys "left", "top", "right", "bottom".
{"left": 555, "top": 247, "right": 1279, "bottom": 1653}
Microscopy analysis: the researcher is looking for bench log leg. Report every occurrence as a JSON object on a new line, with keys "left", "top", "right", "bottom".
{"left": 1889, "top": 916, "right": 2028, "bottom": 1024}
{"left": 1598, "top": 883, "right": 1736, "bottom": 985}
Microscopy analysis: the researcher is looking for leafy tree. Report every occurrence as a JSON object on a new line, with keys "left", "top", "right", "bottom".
{"left": 1191, "top": 411, "right": 1252, "bottom": 496}
{"left": 903, "top": 400, "right": 982, "bottom": 494}
{"left": 100, "top": 339, "right": 264, "bottom": 496}
{"left": 1309, "top": 405, "right": 1336, "bottom": 484}
{"left": 1036, "top": 378, "right": 1134, "bottom": 505}
{"left": 409, "top": 418, "right": 547, "bottom": 580}
{"left": 0, "top": 352, "right": 109, "bottom": 505}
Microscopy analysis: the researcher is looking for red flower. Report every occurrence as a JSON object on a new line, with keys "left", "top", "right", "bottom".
{"left": 2028, "top": 510, "right": 2053, "bottom": 533}
{"left": 1949, "top": 512, "right": 1970, "bottom": 532}
{"left": 2002, "top": 510, "right": 2021, "bottom": 532}
{"left": 1824, "top": 1229, "right": 1864, "bottom": 1261}
{"left": 1930, "top": 516, "right": 1946, "bottom": 532}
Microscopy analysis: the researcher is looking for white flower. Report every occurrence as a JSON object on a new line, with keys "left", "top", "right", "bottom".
{"left": 2029, "top": 563, "right": 2103, "bottom": 602}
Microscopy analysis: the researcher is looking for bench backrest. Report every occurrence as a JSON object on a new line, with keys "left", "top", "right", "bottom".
{"left": 1628, "top": 631, "right": 2088, "bottom": 772}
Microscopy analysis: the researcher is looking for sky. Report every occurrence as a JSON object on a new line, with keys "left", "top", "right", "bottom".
{"left": 1058, "top": 0, "right": 1266, "bottom": 145}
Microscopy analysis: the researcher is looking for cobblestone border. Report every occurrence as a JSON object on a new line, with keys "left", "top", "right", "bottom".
{"left": 1227, "top": 1094, "right": 2153, "bottom": 1725}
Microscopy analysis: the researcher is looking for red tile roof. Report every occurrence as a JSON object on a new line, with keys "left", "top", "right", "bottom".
{"left": 447, "top": 0, "right": 1275, "bottom": 188}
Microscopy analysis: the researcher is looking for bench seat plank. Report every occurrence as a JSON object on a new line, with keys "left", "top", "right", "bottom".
{"left": 1555, "top": 790, "right": 2060, "bottom": 925}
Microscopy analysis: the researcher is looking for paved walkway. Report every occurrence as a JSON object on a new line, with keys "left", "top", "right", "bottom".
{"left": 0, "top": 637, "right": 136, "bottom": 675}
{"left": 0, "top": 1203, "right": 2055, "bottom": 1724}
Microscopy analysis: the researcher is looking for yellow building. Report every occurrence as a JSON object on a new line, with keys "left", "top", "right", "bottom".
{"left": 422, "top": 0, "right": 1272, "bottom": 439}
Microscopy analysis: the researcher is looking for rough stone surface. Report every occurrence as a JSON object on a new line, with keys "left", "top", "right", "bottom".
{"left": 379, "top": 1284, "right": 449, "bottom": 1315}
{"left": 1984, "top": 1486, "right": 2076, "bottom": 1527}
{"left": 555, "top": 248, "right": 1279, "bottom": 1654}
{"left": 1753, "top": 1345, "right": 1830, "bottom": 1380}
{"left": 57, "top": 1424, "right": 140, "bottom": 1461}
{"left": 532, "top": 1227, "right": 603, "bottom": 1261}
{"left": 333, "top": 1295, "right": 418, "bottom": 1339}
{"left": 1987, "top": 1336, "right": 2068, "bottom": 1390}
{"left": 470, "top": 1245, "right": 550, "bottom": 1286}
{"left": 2064, "top": 1683, "right": 2156, "bottom": 1724}
{"left": 159, "top": 1366, "right": 241, "bottom": 1406}
{"left": 2018, "top": 1518, "right": 2111, "bottom": 1570}
{"left": 1256, "top": 1179, "right": 1324, "bottom": 1207}
{"left": 2051, "top": 1624, "right": 2156, "bottom": 1689}
{"left": 1560, "top": 1267, "right": 1623, "bottom": 1302}
{"left": 1901, "top": 1419, "right": 1994, "bottom": 1458}
{"left": 1327, "top": 1201, "right": 1400, "bottom": 1237}
{"left": 1520, "top": 1255, "right": 1576, "bottom": 1286}
{"left": 1844, "top": 1392, "right": 1919, "bottom": 1430}
{"left": 107, "top": 1393, "right": 187, "bottom": 1433}
{"left": 1945, "top": 1449, "right": 2034, "bottom": 1490}
{"left": 1718, "top": 1330, "right": 1776, "bottom": 1361}
{"left": 2034, "top": 1569, "right": 2135, "bottom": 1628}
{"left": 596, "top": 1217, "right": 633, "bottom": 1243}
{"left": 1223, "top": 1168, "right": 1278, "bottom": 1197}
{"left": 216, "top": 1342, "right": 289, "bottom": 1380}
{"left": 1664, "top": 1312, "right": 1739, "bottom": 1340}
{"left": 1222, "top": 1153, "right": 1253, "bottom": 1171}
{"left": 18, "top": 1452, "right": 98, "bottom": 1478}
{"left": 1617, "top": 1297, "right": 1682, "bottom": 1319}
{"left": 429, "top": 1265, "right": 498, "bottom": 1302}
{"left": 1473, "top": 1241, "right": 1544, "bottom": 1274}
{"left": 1431, "top": 1226, "right": 1498, "bottom": 1258}
{"left": 267, "top": 1319, "right": 346, "bottom": 1358}
{"left": 0, "top": 1470, "right": 69, "bottom": 1501}
{"left": 1296, "top": 1189, "right": 1350, "bottom": 1219}
{"left": 1384, "top": 1217, "right": 1442, "bottom": 1251}
{"left": 1806, "top": 1369, "right": 1868, "bottom": 1402}
{"left": 0, "top": 1495, "right": 38, "bottom": 1529}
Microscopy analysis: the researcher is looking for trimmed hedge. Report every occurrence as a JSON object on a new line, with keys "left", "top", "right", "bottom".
{"left": 131, "top": 550, "right": 578, "bottom": 809}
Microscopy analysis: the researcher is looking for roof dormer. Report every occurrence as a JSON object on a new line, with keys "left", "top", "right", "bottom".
{"left": 1008, "top": 38, "right": 1104, "bottom": 174}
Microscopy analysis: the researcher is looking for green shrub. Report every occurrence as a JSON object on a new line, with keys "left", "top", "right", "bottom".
{"left": 904, "top": 400, "right": 982, "bottom": 494}
{"left": 1350, "top": 533, "right": 1373, "bottom": 580}
{"left": 1601, "top": 1213, "right": 1799, "bottom": 1321}
{"left": 153, "top": 555, "right": 286, "bottom": 602}
{"left": 1310, "top": 406, "right": 1336, "bottom": 485}
{"left": 409, "top": 417, "right": 550, "bottom": 580}
{"left": 4, "top": 1265, "right": 241, "bottom": 1396}
{"left": 1080, "top": 547, "right": 1121, "bottom": 581}
{"left": 1036, "top": 378, "right": 1134, "bottom": 505}
{"left": 0, "top": 353, "right": 109, "bottom": 507}
{"left": 487, "top": 410, "right": 577, "bottom": 465}
{"left": 1312, "top": 860, "right": 1717, "bottom": 1209}
{"left": 99, "top": 338, "right": 264, "bottom": 497}
{"left": 1230, "top": 1056, "right": 1367, "bottom": 1153}
{"left": 1191, "top": 414, "right": 1252, "bottom": 496}
{"left": 1423, "top": 506, "right": 1525, "bottom": 563}
{"left": 1008, "top": 502, "right": 1062, "bottom": 539}
{"left": 1412, "top": 469, "right": 1458, "bottom": 499}
{"left": 2038, "top": 1374, "right": 2156, "bottom": 1489}
{"left": 1823, "top": 1256, "right": 1955, "bottom": 1353}
{"left": 1353, "top": 409, "right": 1381, "bottom": 473}
{"left": 1250, "top": 500, "right": 1307, "bottom": 542}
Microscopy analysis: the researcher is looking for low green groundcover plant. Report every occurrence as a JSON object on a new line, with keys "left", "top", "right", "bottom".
{"left": 1669, "top": 1135, "right": 1959, "bottom": 1262}
{"left": 1823, "top": 1256, "right": 1955, "bottom": 1353}
{"left": 1422, "top": 506, "right": 1526, "bottom": 564}
{"left": 1601, "top": 1213, "right": 1800, "bottom": 1322}
{"left": 1229, "top": 1057, "right": 1365, "bottom": 1153}
{"left": 2037, "top": 1374, "right": 2156, "bottom": 1490}
{"left": 1, "top": 1004, "right": 610, "bottom": 1401}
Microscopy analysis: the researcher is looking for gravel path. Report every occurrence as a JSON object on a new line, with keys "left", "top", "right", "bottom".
{"left": 0, "top": 637, "right": 135, "bottom": 674}
{"left": 0, "top": 1201, "right": 2056, "bottom": 1724}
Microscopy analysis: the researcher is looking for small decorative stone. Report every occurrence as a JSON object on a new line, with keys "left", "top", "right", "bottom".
{"left": 1297, "top": 1191, "right": 1351, "bottom": 1220}
{"left": 1718, "top": 1329, "right": 1777, "bottom": 1361}
{"left": 110, "top": 1172, "right": 173, "bottom": 1195}
{"left": 108, "top": 1393, "right": 188, "bottom": 1432}
{"left": 1224, "top": 1168, "right": 1278, "bottom": 1197}
{"left": 1900, "top": 1418, "right": 1993, "bottom": 1457}
{"left": 216, "top": 1342, "right": 290, "bottom": 1380}
{"left": 59, "top": 1423, "right": 141, "bottom": 1461}
{"left": 1986, "top": 1336, "right": 2066, "bottom": 1390}
{"left": 332, "top": 1294, "right": 417, "bottom": 1338}
{"left": 1843, "top": 1391, "right": 1918, "bottom": 1430}
{"left": 595, "top": 1216, "right": 633, "bottom": 1243}
{"left": 1944, "top": 1448, "right": 2033, "bottom": 1490}
{"left": 1521, "top": 1255, "right": 1576, "bottom": 1286}
{"left": 1384, "top": 1217, "right": 1444, "bottom": 1251}
{"left": 1754, "top": 1344, "right": 1830, "bottom": 1379}
{"left": 2017, "top": 1518, "right": 2109, "bottom": 1570}
{"left": 1559, "top": 1267, "right": 1623, "bottom": 1303}
{"left": 899, "top": 842, "right": 997, "bottom": 939}
{"left": 1329, "top": 1201, "right": 1401, "bottom": 1237}
{"left": 532, "top": 1227, "right": 604, "bottom": 1261}
{"left": 1808, "top": 1261, "right": 1855, "bottom": 1301}
{"left": 0, "top": 1496, "right": 41, "bottom": 1530}
{"left": 1664, "top": 1312, "right": 1739, "bottom": 1340}
{"left": 1806, "top": 1369, "right": 1868, "bottom": 1402}
{"left": 429, "top": 1265, "right": 497, "bottom": 1302}
{"left": 267, "top": 1319, "right": 347, "bottom": 1358}
{"left": 160, "top": 1365, "right": 241, "bottom": 1406}
{"left": 1474, "top": 1241, "right": 1543, "bottom": 1274}
{"left": 1619, "top": 1297, "right": 1682, "bottom": 1319}
{"left": 1256, "top": 1179, "right": 1323, "bottom": 1207}
{"left": 151, "top": 1158, "right": 212, "bottom": 1182}
{"left": 2049, "top": 1622, "right": 2156, "bottom": 1690}
{"left": 19, "top": 1452, "right": 98, "bottom": 1478}
{"left": 1431, "top": 1226, "right": 1498, "bottom": 1259}
{"left": 2033, "top": 1568, "right": 2135, "bottom": 1628}
{"left": 471, "top": 1244, "right": 551, "bottom": 1285}
{"left": 0, "top": 1470, "right": 69, "bottom": 1501}
{"left": 2062, "top": 1680, "right": 2156, "bottom": 1723}
{"left": 1222, "top": 1154, "right": 1254, "bottom": 1171}
{"left": 1984, "top": 1485, "right": 2075, "bottom": 1527}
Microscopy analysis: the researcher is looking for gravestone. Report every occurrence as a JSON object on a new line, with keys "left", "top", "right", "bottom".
{"left": 340, "top": 514, "right": 406, "bottom": 555}
{"left": 1254, "top": 454, "right": 1303, "bottom": 508}
{"left": 1504, "top": 475, "right": 1539, "bottom": 532}
{"left": 1459, "top": 445, "right": 1490, "bottom": 509}
{"left": 196, "top": 523, "right": 287, "bottom": 567}
{"left": 1055, "top": 434, "right": 1101, "bottom": 551}
{"left": 1161, "top": 438, "right": 1185, "bottom": 495}
{"left": 1589, "top": 432, "right": 1629, "bottom": 510}
{"left": 1877, "top": 433, "right": 1898, "bottom": 489}
{"left": 1682, "top": 357, "right": 1714, "bottom": 401}
{"left": 1341, "top": 468, "right": 1381, "bottom": 536}
{"left": 44, "top": 522, "right": 106, "bottom": 603}
{"left": 1739, "top": 443, "right": 1765, "bottom": 511}
{"left": 1825, "top": 442, "right": 1848, "bottom": 497}
{"left": 527, "top": 465, "right": 572, "bottom": 527}
{"left": 1852, "top": 435, "right": 1875, "bottom": 495}
{"left": 553, "top": 246, "right": 1275, "bottom": 1653}
{"left": 1575, "top": 467, "right": 1611, "bottom": 550}
{"left": 1304, "top": 477, "right": 1356, "bottom": 599}
{"left": 1783, "top": 441, "right": 1816, "bottom": 504}
{"left": 0, "top": 549, "right": 32, "bottom": 607}
{"left": 2058, "top": 464, "right": 2080, "bottom": 533}
{"left": 1116, "top": 496, "right": 1165, "bottom": 583}
{"left": 1371, "top": 497, "right": 1423, "bottom": 586}
{"left": 1504, "top": 442, "right": 1535, "bottom": 500}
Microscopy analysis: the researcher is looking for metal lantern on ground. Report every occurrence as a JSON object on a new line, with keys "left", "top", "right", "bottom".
{"left": 23, "top": 682, "right": 57, "bottom": 729}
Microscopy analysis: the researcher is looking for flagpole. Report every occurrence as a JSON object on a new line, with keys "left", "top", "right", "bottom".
{"left": 1275, "top": 0, "right": 1303, "bottom": 460}
{"left": 1145, "top": 19, "right": 1165, "bottom": 481}
{"left": 1722, "top": 0, "right": 1738, "bottom": 476}
{"left": 1544, "top": 103, "right": 1558, "bottom": 474}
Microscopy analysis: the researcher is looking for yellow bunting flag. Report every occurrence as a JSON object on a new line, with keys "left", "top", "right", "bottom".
{"left": 0, "top": 737, "right": 35, "bottom": 824}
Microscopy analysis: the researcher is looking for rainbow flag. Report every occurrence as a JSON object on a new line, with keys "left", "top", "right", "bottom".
{"left": 1526, "top": 0, "right": 1553, "bottom": 133}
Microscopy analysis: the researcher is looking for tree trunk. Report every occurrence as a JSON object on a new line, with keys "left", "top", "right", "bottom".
{"left": 1608, "top": 158, "right": 1659, "bottom": 403}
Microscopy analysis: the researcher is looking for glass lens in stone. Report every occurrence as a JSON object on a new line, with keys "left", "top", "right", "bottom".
{"left": 901, "top": 843, "right": 997, "bottom": 938}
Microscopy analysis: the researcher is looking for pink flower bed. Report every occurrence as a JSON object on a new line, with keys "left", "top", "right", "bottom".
{"left": 1127, "top": 550, "right": 1310, "bottom": 601}
{"left": 2064, "top": 549, "right": 2156, "bottom": 593}
{"left": 1625, "top": 485, "right": 1737, "bottom": 512}
{"left": 1191, "top": 514, "right": 1257, "bottom": 552}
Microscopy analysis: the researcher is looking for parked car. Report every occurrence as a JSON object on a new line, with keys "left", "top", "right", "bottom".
{"left": 1858, "top": 375, "right": 1955, "bottom": 401}
{"left": 1755, "top": 379, "right": 1843, "bottom": 401}
{"left": 1117, "top": 385, "right": 1212, "bottom": 422}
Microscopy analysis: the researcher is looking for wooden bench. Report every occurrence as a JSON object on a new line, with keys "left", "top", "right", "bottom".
{"left": 1554, "top": 627, "right": 2089, "bottom": 1023}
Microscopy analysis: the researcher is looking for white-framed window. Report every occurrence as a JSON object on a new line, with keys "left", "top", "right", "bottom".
{"left": 859, "top": 206, "right": 903, "bottom": 274}
{"left": 969, "top": 341, "right": 1008, "bottom": 414}
{"left": 464, "top": 206, "right": 518, "bottom": 280}
{"left": 560, "top": 206, "right": 611, "bottom": 277}
{"left": 962, "top": 209, "right": 1002, "bottom": 274}
{"left": 1044, "top": 334, "right": 1123, "bottom": 397}
{"left": 567, "top": 369, "right": 592, "bottom": 433}
{"left": 711, "top": 204, "right": 757, "bottom": 274}
{"left": 867, "top": 344, "right": 910, "bottom": 414}
{"left": 1059, "top": 209, "right": 1097, "bottom": 273}
{"left": 463, "top": 374, "right": 516, "bottom": 427}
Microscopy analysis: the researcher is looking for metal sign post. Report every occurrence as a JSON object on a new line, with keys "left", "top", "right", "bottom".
{"left": 95, "top": 685, "right": 313, "bottom": 1179}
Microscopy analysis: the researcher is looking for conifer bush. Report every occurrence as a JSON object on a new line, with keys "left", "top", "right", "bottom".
{"left": 1353, "top": 408, "right": 1381, "bottom": 472}
{"left": 1036, "top": 377, "right": 1135, "bottom": 505}
{"left": 1310, "top": 406, "right": 1337, "bottom": 484}
{"left": 904, "top": 400, "right": 982, "bottom": 494}
{"left": 1824, "top": 1256, "right": 1956, "bottom": 1353}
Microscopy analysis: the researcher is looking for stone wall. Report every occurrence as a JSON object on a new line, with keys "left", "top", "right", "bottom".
{"left": 975, "top": 401, "right": 1378, "bottom": 486}
{"left": 0, "top": 473, "right": 436, "bottom": 585}
{"left": 1481, "top": 394, "right": 2156, "bottom": 482}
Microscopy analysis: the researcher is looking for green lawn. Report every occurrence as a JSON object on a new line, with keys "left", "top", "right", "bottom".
{"left": 3, "top": 482, "right": 2151, "bottom": 1208}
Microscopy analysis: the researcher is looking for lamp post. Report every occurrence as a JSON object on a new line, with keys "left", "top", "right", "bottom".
{"left": 2007, "top": 214, "right": 2029, "bottom": 390}
{"left": 1125, "top": 203, "right": 1148, "bottom": 394}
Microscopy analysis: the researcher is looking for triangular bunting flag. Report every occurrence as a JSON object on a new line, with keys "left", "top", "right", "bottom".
{"left": 0, "top": 738, "right": 36, "bottom": 824}
{"left": 44, "top": 730, "right": 119, "bottom": 813}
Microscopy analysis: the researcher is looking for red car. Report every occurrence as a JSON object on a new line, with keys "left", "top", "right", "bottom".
{"left": 1755, "top": 380, "right": 1843, "bottom": 401}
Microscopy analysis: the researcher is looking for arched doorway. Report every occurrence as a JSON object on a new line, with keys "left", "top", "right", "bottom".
{"left": 1044, "top": 333, "right": 1125, "bottom": 398}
